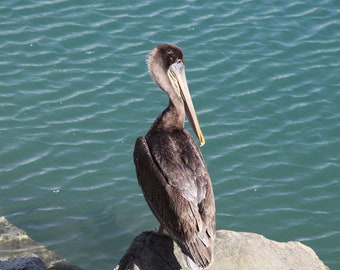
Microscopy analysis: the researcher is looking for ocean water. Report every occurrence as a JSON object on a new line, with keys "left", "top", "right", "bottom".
{"left": 1, "top": 1, "right": 339, "bottom": 269}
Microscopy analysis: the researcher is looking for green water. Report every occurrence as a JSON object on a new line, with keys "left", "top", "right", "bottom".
{"left": 1, "top": 1, "right": 339, "bottom": 269}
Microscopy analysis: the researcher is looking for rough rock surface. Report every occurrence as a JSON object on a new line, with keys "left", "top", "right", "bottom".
{"left": 1, "top": 216, "right": 329, "bottom": 270}
{"left": 0, "top": 216, "right": 82, "bottom": 270}
{"left": 0, "top": 254, "right": 46, "bottom": 270}
{"left": 115, "top": 230, "right": 329, "bottom": 270}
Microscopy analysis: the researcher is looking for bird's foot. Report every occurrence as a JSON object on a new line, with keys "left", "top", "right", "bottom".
{"left": 150, "top": 225, "right": 171, "bottom": 238}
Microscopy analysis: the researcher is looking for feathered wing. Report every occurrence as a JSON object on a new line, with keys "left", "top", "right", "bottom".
{"left": 133, "top": 130, "right": 215, "bottom": 268}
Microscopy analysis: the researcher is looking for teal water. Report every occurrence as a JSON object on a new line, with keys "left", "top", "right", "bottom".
{"left": 1, "top": 1, "right": 339, "bottom": 269}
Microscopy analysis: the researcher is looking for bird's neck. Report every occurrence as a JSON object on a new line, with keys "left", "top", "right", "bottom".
{"left": 150, "top": 96, "right": 185, "bottom": 133}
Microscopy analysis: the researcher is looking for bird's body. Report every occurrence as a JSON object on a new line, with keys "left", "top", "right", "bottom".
{"left": 134, "top": 44, "right": 215, "bottom": 269}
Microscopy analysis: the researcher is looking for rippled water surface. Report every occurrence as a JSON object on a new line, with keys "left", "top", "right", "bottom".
{"left": 1, "top": 1, "right": 339, "bottom": 269}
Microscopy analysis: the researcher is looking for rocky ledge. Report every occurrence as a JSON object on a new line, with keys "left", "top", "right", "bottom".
{"left": 0, "top": 216, "right": 82, "bottom": 270}
{"left": 1, "top": 216, "right": 329, "bottom": 270}
{"left": 115, "top": 230, "right": 329, "bottom": 270}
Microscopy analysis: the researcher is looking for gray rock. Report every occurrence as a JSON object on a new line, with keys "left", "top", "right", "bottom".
{"left": 0, "top": 254, "right": 46, "bottom": 270}
{"left": 0, "top": 216, "right": 82, "bottom": 270}
{"left": 115, "top": 230, "right": 329, "bottom": 270}
{"left": 1, "top": 216, "right": 329, "bottom": 270}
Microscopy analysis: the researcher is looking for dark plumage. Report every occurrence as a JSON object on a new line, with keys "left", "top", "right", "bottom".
{"left": 134, "top": 44, "right": 215, "bottom": 269}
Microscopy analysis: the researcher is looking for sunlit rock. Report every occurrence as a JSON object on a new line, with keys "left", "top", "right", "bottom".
{"left": 115, "top": 230, "right": 329, "bottom": 270}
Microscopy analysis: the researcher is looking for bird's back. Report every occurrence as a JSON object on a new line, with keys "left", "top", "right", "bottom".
{"left": 134, "top": 128, "right": 215, "bottom": 268}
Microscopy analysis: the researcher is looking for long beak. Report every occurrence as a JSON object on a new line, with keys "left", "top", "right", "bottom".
{"left": 168, "top": 61, "right": 205, "bottom": 146}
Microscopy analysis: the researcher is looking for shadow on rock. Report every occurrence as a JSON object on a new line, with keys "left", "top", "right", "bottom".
{"left": 116, "top": 231, "right": 181, "bottom": 270}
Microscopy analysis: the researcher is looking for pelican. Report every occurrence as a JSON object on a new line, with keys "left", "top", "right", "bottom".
{"left": 134, "top": 44, "right": 215, "bottom": 269}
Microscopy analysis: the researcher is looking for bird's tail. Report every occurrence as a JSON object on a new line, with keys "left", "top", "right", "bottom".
{"left": 180, "top": 234, "right": 214, "bottom": 270}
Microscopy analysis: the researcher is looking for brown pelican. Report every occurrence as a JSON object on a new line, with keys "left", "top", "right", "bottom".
{"left": 134, "top": 44, "right": 215, "bottom": 269}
